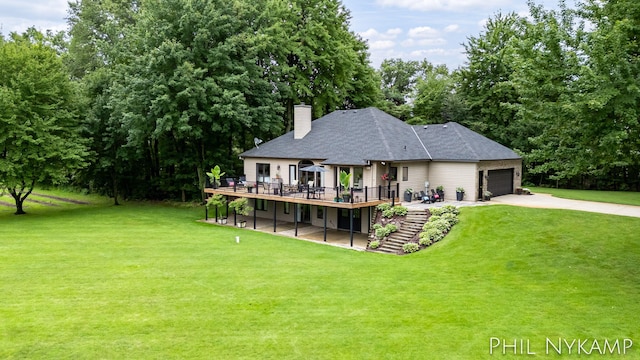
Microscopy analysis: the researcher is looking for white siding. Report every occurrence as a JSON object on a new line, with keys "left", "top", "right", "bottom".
{"left": 427, "top": 162, "right": 477, "bottom": 201}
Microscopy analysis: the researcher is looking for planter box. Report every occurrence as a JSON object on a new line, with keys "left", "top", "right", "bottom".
{"left": 456, "top": 191, "right": 464, "bottom": 201}
{"left": 404, "top": 192, "right": 412, "bottom": 202}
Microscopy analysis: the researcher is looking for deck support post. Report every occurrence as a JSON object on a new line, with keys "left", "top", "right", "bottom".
{"left": 349, "top": 208, "right": 354, "bottom": 247}
{"left": 294, "top": 204, "right": 298, "bottom": 237}
{"left": 273, "top": 200, "right": 277, "bottom": 232}
{"left": 253, "top": 201, "right": 257, "bottom": 229}
{"left": 323, "top": 206, "right": 327, "bottom": 242}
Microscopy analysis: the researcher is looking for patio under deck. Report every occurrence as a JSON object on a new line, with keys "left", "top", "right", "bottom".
{"left": 205, "top": 185, "right": 399, "bottom": 247}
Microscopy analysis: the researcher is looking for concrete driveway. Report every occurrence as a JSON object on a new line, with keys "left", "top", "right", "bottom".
{"left": 491, "top": 193, "right": 640, "bottom": 218}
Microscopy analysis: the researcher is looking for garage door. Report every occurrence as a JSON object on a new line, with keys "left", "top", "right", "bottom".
{"left": 488, "top": 169, "right": 514, "bottom": 197}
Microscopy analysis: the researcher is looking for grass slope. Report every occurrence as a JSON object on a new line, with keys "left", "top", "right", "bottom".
{"left": 1, "top": 197, "right": 639, "bottom": 359}
{"left": 529, "top": 186, "right": 640, "bottom": 207}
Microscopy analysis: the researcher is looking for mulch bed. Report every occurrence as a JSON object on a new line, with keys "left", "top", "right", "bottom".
{"left": 31, "top": 192, "right": 91, "bottom": 205}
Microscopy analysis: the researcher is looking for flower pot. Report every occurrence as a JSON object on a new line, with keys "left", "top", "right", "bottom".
{"left": 238, "top": 221, "right": 246, "bottom": 228}
{"left": 456, "top": 191, "right": 464, "bottom": 201}
{"left": 247, "top": 187, "right": 253, "bottom": 193}
{"left": 404, "top": 192, "right": 412, "bottom": 202}
{"left": 342, "top": 194, "right": 351, "bottom": 202}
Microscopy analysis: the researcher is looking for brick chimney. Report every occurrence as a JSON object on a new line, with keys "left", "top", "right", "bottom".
{"left": 294, "top": 104, "right": 312, "bottom": 139}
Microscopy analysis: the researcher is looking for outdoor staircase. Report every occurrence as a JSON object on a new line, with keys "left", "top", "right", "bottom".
{"left": 372, "top": 209, "right": 429, "bottom": 254}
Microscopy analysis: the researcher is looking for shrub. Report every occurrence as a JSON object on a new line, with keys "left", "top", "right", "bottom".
{"left": 375, "top": 227, "right": 388, "bottom": 240}
{"left": 423, "top": 219, "right": 450, "bottom": 233}
{"left": 429, "top": 205, "right": 459, "bottom": 217}
{"left": 442, "top": 205, "right": 460, "bottom": 215}
{"left": 402, "top": 242, "right": 420, "bottom": 253}
{"left": 372, "top": 223, "right": 383, "bottom": 231}
{"left": 431, "top": 219, "right": 451, "bottom": 232}
{"left": 440, "top": 212, "right": 459, "bottom": 226}
{"left": 369, "top": 240, "right": 380, "bottom": 249}
{"left": 420, "top": 227, "right": 444, "bottom": 245}
{"left": 393, "top": 206, "right": 408, "bottom": 217}
{"left": 382, "top": 208, "right": 395, "bottom": 218}
{"left": 418, "top": 233, "right": 432, "bottom": 246}
{"left": 377, "top": 203, "right": 391, "bottom": 212}
{"left": 374, "top": 223, "right": 398, "bottom": 239}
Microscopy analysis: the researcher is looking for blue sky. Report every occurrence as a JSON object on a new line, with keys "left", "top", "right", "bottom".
{"left": 1, "top": 0, "right": 562, "bottom": 70}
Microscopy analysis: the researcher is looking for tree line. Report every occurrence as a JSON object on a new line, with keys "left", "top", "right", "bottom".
{"left": 1, "top": 0, "right": 638, "bottom": 213}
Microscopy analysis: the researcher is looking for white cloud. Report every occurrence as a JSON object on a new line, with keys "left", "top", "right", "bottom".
{"left": 408, "top": 26, "right": 439, "bottom": 39}
{"left": 359, "top": 27, "right": 403, "bottom": 41}
{"left": 400, "top": 39, "right": 415, "bottom": 47}
{"left": 370, "top": 40, "right": 396, "bottom": 50}
{"left": 0, "top": 0, "right": 69, "bottom": 34}
{"left": 444, "top": 24, "right": 459, "bottom": 33}
{"left": 417, "top": 38, "right": 447, "bottom": 46}
{"left": 375, "top": 0, "right": 511, "bottom": 12}
{"left": 477, "top": 18, "right": 488, "bottom": 28}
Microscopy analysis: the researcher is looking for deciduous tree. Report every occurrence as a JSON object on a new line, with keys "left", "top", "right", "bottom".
{"left": 0, "top": 30, "right": 88, "bottom": 214}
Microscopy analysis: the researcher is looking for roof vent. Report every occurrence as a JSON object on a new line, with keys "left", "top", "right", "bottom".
{"left": 353, "top": 110, "right": 358, "bottom": 113}
{"left": 423, "top": 125, "right": 428, "bottom": 129}
{"left": 443, "top": 124, "right": 448, "bottom": 128}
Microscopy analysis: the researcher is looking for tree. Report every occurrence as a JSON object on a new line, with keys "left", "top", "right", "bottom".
{"left": 107, "top": 0, "right": 284, "bottom": 201}
{"left": 508, "top": 1, "right": 586, "bottom": 186}
{"left": 457, "top": 12, "right": 526, "bottom": 148}
{"left": 377, "top": 59, "right": 433, "bottom": 121}
{"left": 263, "top": 0, "right": 380, "bottom": 129}
{"left": 0, "top": 29, "right": 88, "bottom": 214}
{"left": 576, "top": 0, "right": 640, "bottom": 190}
{"left": 410, "top": 64, "right": 453, "bottom": 124}
{"left": 67, "top": 0, "right": 141, "bottom": 204}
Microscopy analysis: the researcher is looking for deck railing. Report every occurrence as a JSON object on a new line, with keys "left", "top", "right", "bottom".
{"left": 209, "top": 177, "right": 400, "bottom": 204}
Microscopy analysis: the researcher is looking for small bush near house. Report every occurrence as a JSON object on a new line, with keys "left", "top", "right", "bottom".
{"left": 380, "top": 205, "right": 408, "bottom": 218}
{"left": 402, "top": 242, "right": 420, "bottom": 253}
{"left": 369, "top": 240, "right": 380, "bottom": 249}
{"left": 393, "top": 206, "right": 408, "bottom": 217}
{"left": 375, "top": 223, "right": 399, "bottom": 239}
{"left": 419, "top": 227, "right": 444, "bottom": 246}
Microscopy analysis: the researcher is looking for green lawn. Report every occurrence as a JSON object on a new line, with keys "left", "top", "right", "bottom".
{"left": 529, "top": 186, "right": 640, "bottom": 206}
{"left": 1, "top": 192, "right": 639, "bottom": 358}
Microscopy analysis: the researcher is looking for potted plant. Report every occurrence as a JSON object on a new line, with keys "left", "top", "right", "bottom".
{"left": 456, "top": 187, "right": 465, "bottom": 201}
{"left": 206, "top": 194, "right": 227, "bottom": 223}
{"left": 340, "top": 170, "right": 352, "bottom": 202}
{"left": 206, "top": 165, "right": 225, "bottom": 189}
{"left": 404, "top": 188, "right": 413, "bottom": 202}
{"left": 436, "top": 185, "right": 445, "bottom": 200}
{"left": 228, "top": 197, "right": 253, "bottom": 227}
{"left": 483, "top": 190, "right": 492, "bottom": 201}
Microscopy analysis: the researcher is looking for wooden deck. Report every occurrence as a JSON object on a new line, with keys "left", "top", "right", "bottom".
{"left": 204, "top": 186, "right": 396, "bottom": 209}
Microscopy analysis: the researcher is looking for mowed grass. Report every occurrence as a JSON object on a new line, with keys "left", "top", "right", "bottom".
{"left": 1, "top": 194, "right": 639, "bottom": 359}
{"left": 529, "top": 186, "right": 640, "bottom": 206}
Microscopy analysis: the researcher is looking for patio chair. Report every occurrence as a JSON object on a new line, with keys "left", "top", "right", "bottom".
{"left": 419, "top": 191, "right": 431, "bottom": 203}
{"left": 431, "top": 189, "right": 442, "bottom": 202}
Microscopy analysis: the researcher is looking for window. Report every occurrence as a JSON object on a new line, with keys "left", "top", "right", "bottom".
{"left": 256, "top": 163, "right": 270, "bottom": 184}
{"left": 353, "top": 167, "right": 363, "bottom": 189}
{"left": 390, "top": 166, "right": 398, "bottom": 181}
{"left": 317, "top": 206, "right": 324, "bottom": 219}
{"left": 256, "top": 199, "right": 268, "bottom": 211}
{"left": 402, "top": 166, "right": 409, "bottom": 181}
{"left": 284, "top": 202, "right": 290, "bottom": 214}
{"left": 289, "top": 165, "right": 296, "bottom": 185}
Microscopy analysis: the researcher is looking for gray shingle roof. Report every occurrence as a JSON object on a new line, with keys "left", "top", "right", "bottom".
{"left": 413, "top": 122, "right": 521, "bottom": 161}
{"left": 240, "top": 107, "right": 520, "bottom": 164}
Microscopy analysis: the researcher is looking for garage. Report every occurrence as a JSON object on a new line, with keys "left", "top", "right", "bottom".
{"left": 488, "top": 169, "right": 514, "bottom": 197}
